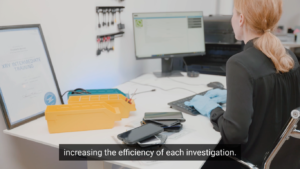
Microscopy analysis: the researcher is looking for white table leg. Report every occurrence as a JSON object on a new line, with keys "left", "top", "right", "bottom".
{"left": 87, "top": 161, "right": 113, "bottom": 169}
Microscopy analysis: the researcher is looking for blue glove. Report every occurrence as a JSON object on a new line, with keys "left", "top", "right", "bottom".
{"left": 204, "top": 89, "right": 227, "bottom": 104}
{"left": 184, "top": 95, "right": 221, "bottom": 118}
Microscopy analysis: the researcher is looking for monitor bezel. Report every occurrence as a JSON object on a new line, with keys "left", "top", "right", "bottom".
{"left": 132, "top": 11, "right": 206, "bottom": 60}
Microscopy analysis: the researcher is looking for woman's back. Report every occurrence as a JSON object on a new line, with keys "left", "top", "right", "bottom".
{"left": 201, "top": 0, "right": 300, "bottom": 168}
{"left": 230, "top": 40, "right": 300, "bottom": 168}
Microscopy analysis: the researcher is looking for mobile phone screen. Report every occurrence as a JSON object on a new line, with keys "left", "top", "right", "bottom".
{"left": 138, "top": 135, "right": 160, "bottom": 144}
{"left": 118, "top": 123, "right": 163, "bottom": 144}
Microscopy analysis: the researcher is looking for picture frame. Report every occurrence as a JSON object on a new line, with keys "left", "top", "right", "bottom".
{"left": 0, "top": 24, "right": 63, "bottom": 129}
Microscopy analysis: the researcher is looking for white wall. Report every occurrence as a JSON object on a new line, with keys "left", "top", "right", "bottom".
{"left": 0, "top": 0, "right": 232, "bottom": 169}
{"left": 216, "top": 0, "right": 233, "bottom": 15}
{"left": 278, "top": 0, "right": 300, "bottom": 32}
{"left": 219, "top": 0, "right": 233, "bottom": 15}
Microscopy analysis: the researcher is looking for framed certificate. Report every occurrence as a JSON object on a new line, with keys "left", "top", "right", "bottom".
{"left": 0, "top": 24, "right": 63, "bottom": 129}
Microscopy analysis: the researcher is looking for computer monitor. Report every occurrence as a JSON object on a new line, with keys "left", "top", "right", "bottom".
{"left": 132, "top": 11, "right": 206, "bottom": 78}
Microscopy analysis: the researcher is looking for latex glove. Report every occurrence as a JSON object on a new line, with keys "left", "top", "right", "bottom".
{"left": 184, "top": 95, "right": 221, "bottom": 118}
{"left": 205, "top": 89, "right": 227, "bottom": 104}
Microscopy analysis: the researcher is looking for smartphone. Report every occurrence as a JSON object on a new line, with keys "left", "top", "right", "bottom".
{"left": 151, "top": 120, "right": 181, "bottom": 127}
{"left": 141, "top": 121, "right": 183, "bottom": 132}
{"left": 144, "top": 112, "right": 186, "bottom": 122}
{"left": 137, "top": 135, "right": 161, "bottom": 147}
{"left": 142, "top": 120, "right": 180, "bottom": 127}
{"left": 164, "top": 124, "right": 183, "bottom": 132}
{"left": 162, "top": 124, "right": 182, "bottom": 129}
{"left": 117, "top": 123, "right": 164, "bottom": 144}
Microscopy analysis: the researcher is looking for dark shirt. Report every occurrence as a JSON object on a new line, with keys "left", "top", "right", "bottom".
{"left": 209, "top": 39, "right": 300, "bottom": 168}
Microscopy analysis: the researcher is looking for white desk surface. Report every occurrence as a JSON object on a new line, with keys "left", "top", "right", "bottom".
{"left": 3, "top": 73, "right": 226, "bottom": 169}
{"left": 283, "top": 42, "right": 300, "bottom": 48}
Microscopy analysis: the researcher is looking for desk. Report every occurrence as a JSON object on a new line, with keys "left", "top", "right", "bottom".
{"left": 283, "top": 42, "right": 300, "bottom": 52}
{"left": 3, "top": 73, "right": 225, "bottom": 169}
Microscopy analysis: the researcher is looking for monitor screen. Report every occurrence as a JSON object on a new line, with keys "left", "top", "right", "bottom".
{"left": 133, "top": 12, "right": 206, "bottom": 59}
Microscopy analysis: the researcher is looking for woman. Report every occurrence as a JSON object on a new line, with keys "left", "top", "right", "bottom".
{"left": 185, "top": 0, "right": 300, "bottom": 168}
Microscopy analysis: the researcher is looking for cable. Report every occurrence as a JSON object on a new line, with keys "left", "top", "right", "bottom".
{"left": 167, "top": 78, "right": 207, "bottom": 86}
{"left": 182, "top": 58, "right": 189, "bottom": 73}
{"left": 61, "top": 88, "right": 91, "bottom": 98}
{"left": 129, "top": 81, "right": 197, "bottom": 94}
{"left": 61, "top": 90, "right": 74, "bottom": 98}
{"left": 132, "top": 89, "right": 156, "bottom": 96}
{"left": 170, "top": 58, "right": 173, "bottom": 71}
{"left": 131, "top": 89, "right": 156, "bottom": 100}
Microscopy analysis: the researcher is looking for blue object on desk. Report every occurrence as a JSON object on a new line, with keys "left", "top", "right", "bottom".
{"left": 204, "top": 89, "right": 227, "bottom": 104}
{"left": 67, "top": 88, "right": 128, "bottom": 99}
{"left": 168, "top": 90, "right": 208, "bottom": 116}
{"left": 184, "top": 95, "right": 221, "bottom": 118}
{"left": 168, "top": 90, "right": 224, "bottom": 116}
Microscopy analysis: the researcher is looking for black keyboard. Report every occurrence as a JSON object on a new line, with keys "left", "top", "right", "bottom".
{"left": 168, "top": 91, "right": 208, "bottom": 116}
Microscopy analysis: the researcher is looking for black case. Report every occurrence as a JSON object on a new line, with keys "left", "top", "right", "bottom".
{"left": 141, "top": 120, "right": 183, "bottom": 132}
{"left": 144, "top": 120, "right": 181, "bottom": 127}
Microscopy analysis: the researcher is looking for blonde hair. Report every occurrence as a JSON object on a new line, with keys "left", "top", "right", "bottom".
{"left": 234, "top": 0, "right": 294, "bottom": 73}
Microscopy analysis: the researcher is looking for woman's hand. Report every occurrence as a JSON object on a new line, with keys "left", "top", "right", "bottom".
{"left": 204, "top": 89, "right": 227, "bottom": 104}
{"left": 184, "top": 95, "right": 221, "bottom": 118}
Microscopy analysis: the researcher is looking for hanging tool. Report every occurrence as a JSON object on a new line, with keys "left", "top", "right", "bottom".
{"left": 100, "top": 37, "right": 104, "bottom": 52}
{"left": 103, "top": 36, "right": 108, "bottom": 52}
{"left": 103, "top": 37, "right": 107, "bottom": 51}
{"left": 102, "top": 9, "right": 107, "bottom": 26}
{"left": 115, "top": 8, "right": 119, "bottom": 24}
{"left": 106, "top": 36, "right": 111, "bottom": 52}
{"left": 111, "top": 9, "right": 116, "bottom": 25}
{"left": 107, "top": 36, "right": 111, "bottom": 52}
{"left": 118, "top": 8, "right": 125, "bottom": 30}
{"left": 107, "top": 9, "right": 111, "bottom": 27}
{"left": 107, "top": 36, "right": 114, "bottom": 52}
{"left": 97, "top": 38, "right": 101, "bottom": 56}
{"left": 97, "top": 9, "right": 102, "bottom": 28}
{"left": 110, "top": 35, "right": 115, "bottom": 51}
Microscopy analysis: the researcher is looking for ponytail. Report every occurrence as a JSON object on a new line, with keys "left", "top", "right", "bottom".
{"left": 254, "top": 31, "right": 294, "bottom": 73}
{"left": 234, "top": 0, "right": 295, "bottom": 73}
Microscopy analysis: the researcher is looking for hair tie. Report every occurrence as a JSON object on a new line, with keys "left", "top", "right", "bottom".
{"left": 265, "top": 29, "right": 271, "bottom": 33}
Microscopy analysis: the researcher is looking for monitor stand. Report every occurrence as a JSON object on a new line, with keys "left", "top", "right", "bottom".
{"left": 153, "top": 58, "right": 183, "bottom": 78}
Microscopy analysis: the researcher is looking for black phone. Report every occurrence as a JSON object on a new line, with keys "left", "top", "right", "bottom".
{"left": 164, "top": 124, "right": 183, "bottom": 132}
{"left": 141, "top": 121, "right": 183, "bottom": 132}
{"left": 163, "top": 124, "right": 182, "bottom": 129}
{"left": 144, "top": 112, "right": 186, "bottom": 122}
{"left": 142, "top": 120, "right": 180, "bottom": 127}
{"left": 151, "top": 120, "right": 181, "bottom": 127}
{"left": 117, "top": 123, "right": 164, "bottom": 144}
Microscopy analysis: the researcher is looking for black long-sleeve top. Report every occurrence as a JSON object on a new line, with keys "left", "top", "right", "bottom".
{"left": 209, "top": 39, "right": 300, "bottom": 168}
